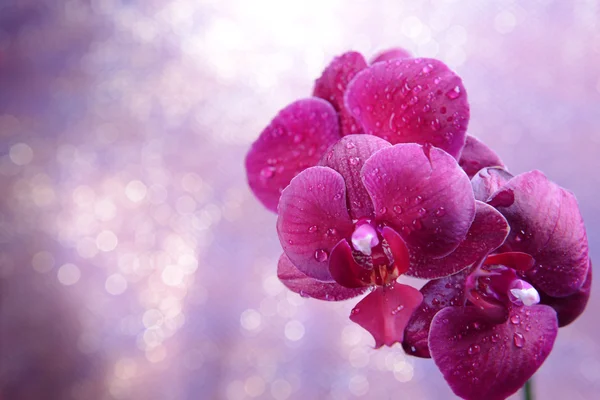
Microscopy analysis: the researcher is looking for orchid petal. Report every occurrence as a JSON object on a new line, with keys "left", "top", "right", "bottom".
{"left": 362, "top": 143, "right": 475, "bottom": 260}
{"left": 370, "top": 48, "right": 412, "bottom": 64}
{"left": 345, "top": 58, "right": 469, "bottom": 158}
{"left": 277, "top": 253, "right": 366, "bottom": 301}
{"left": 459, "top": 135, "right": 505, "bottom": 178}
{"left": 277, "top": 166, "right": 354, "bottom": 281}
{"left": 541, "top": 260, "right": 592, "bottom": 327}
{"left": 313, "top": 51, "right": 368, "bottom": 135}
{"left": 403, "top": 270, "right": 469, "bottom": 358}
{"left": 484, "top": 252, "right": 535, "bottom": 272}
{"left": 429, "top": 305, "right": 558, "bottom": 400}
{"left": 407, "top": 201, "right": 509, "bottom": 279}
{"left": 320, "top": 135, "right": 391, "bottom": 219}
{"left": 350, "top": 283, "right": 423, "bottom": 348}
{"left": 329, "top": 240, "right": 373, "bottom": 288}
{"left": 246, "top": 98, "right": 341, "bottom": 211}
{"left": 489, "top": 170, "right": 589, "bottom": 297}
{"left": 471, "top": 167, "right": 513, "bottom": 202}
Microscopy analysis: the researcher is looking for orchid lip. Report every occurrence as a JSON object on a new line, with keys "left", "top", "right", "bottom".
{"left": 351, "top": 222, "right": 380, "bottom": 256}
{"left": 509, "top": 280, "right": 540, "bottom": 307}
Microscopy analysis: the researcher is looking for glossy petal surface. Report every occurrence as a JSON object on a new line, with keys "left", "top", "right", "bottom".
{"left": 459, "top": 135, "right": 504, "bottom": 178}
{"left": 429, "top": 305, "right": 558, "bottom": 400}
{"left": 484, "top": 252, "right": 535, "bottom": 271}
{"left": 370, "top": 47, "right": 412, "bottom": 63}
{"left": 277, "top": 166, "right": 354, "bottom": 280}
{"left": 471, "top": 167, "right": 513, "bottom": 202}
{"left": 362, "top": 143, "right": 475, "bottom": 260}
{"left": 313, "top": 51, "right": 368, "bottom": 135}
{"left": 345, "top": 58, "right": 469, "bottom": 158}
{"left": 489, "top": 171, "right": 589, "bottom": 297}
{"left": 350, "top": 283, "right": 423, "bottom": 348}
{"left": 407, "top": 201, "right": 508, "bottom": 279}
{"left": 403, "top": 270, "right": 468, "bottom": 358}
{"left": 541, "top": 261, "right": 592, "bottom": 327}
{"left": 329, "top": 240, "right": 373, "bottom": 288}
{"left": 277, "top": 253, "right": 365, "bottom": 301}
{"left": 320, "top": 135, "right": 391, "bottom": 219}
{"left": 246, "top": 98, "right": 341, "bottom": 211}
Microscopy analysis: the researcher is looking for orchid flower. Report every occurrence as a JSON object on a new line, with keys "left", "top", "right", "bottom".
{"left": 275, "top": 133, "right": 505, "bottom": 347}
{"left": 246, "top": 48, "right": 502, "bottom": 212}
{"left": 402, "top": 167, "right": 591, "bottom": 400}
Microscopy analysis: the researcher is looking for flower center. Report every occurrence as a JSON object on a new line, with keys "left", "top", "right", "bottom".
{"left": 351, "top": 223, "right": 380, "bottom": 256}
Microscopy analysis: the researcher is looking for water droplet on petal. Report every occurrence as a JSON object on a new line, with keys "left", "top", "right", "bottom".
{"left": 314, "top": 249, "right": 329, "bottom": 262}
{"left": 293, "top": 134, "right": 304, "bottom": 144}
{"left": 393, "top": 205, "right": 403, "bottom": 214}
{"left": 468, "top": 345, "right": 481, "bottom": 355}
{"left": 418, "top": 208, "right": 427, "bottom": 216}
{"left": 260, "top": 166, "right": 275, "bottom": 178}
{"left": 346, "top": 141, "right": 356, "bottom": 149}
{"left": 513, "top": 332, "right": 525, "bottom": 348}
{"left": 435, "top": 207, "right": 446, "bottom": 217}
{"left": 510, "top": 315, "right": 521, "bottom": 325}
{"left": 349, "top": 157, "right": 360, "bottom": 165}
{"left": 430, "top": 119, "right": 441, "bottom": 131}
{"left": 422, "top": 64, "right": 434, "bottom": 74}
{"left": 308, "top": 225, "right": 318, "bottom": 233}
{"left": 446, "top": 86, "right": 461, "bottom": 100}
{"left": 414, "top": 196, "right": 423, "bottom": 204}
{"left": 326, "top": 228, "right": 337, "bottom": 236}
{"left": 391, "top": 305, "right": 405, "bottom": 315}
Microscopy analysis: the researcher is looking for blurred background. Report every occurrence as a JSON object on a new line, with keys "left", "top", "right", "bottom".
{"left": 0, "top": 0, "right": 598, "bottom": 399}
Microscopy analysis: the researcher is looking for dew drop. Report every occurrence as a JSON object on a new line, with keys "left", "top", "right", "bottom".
{"left": 349, "top": 157, "right": 360, "bottom": 165}
{"left": 510, "top": 315, "right": 521, "bottom": 325}
{"left": 431, "top": 298, "right": 441, "bottom": 306}
{"left": 412, "top": 219, "right": 422, "bottom": 230}
{"left": 326, "top": 228, "right": 337, "bottom": 236}
{"left": 260, "top": 166, "right": 275, "bottom": 178}
{"left": 391, "top": 305, "right": 405, "bottom": 315}
{"left": 351, "top": 307, "right": 360, "bottom": 315}
{"left": 314, "top": 249, "right": 329, "bottom": 262}
{"left": 467, "top": 345, "right": 481, "bottom": 355}
{"left": 418, "top": 208, "right": 427, "bottom": 216}
{"left": 446, "top": 86, "right": 461, "bottom": 100}
{"left": 308, "top": 225, "right": 318, "bottom": 233}
{"left": 379, "top": 207, "right": 387, "bottom": 214}
{"left": 513, "top": 332, "right": 525, "bottom": 348}
{"left": 346, "top": 141, "right": 356, "bottom": 149}
{"left": 408, "top": 96, "right": 419, "bottom": 105}
{"left": 422, "top": 64, "right": 434, "bottom": 74}
{"left": 435, "top": 207, "right": 446, "bottom": 217}
{"left": 433, "top": 77, "right": 442, "bottom": 85}
{"left": 393, "top": 205, "right": 403, "bottom": 214}
{"left": 430, "top": 119, "right": 441, "bottom": 131}
{"left": 491, "top": 333, "right": 500, "bottom": 343}
{"left": 442, "top": 318, "right": 449, "bottom": 324}
{"left": 414, "top": 196, "right": 423, "bottom": 204}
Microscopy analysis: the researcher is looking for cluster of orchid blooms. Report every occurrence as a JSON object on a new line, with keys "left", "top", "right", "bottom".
{"left": 245, "top": 48, "right": 591, "bottom": 400}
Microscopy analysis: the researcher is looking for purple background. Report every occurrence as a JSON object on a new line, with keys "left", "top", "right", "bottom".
{"left": 0, "top": 0, "right": 598, "bottom": 399}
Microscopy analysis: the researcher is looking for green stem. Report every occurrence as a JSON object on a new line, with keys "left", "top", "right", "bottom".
{"left": 523, "top": 378, "right": 533, "bottom": 400}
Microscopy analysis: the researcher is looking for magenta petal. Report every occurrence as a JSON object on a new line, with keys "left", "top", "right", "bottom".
{"left": 362, "top": 143, "right": 475, "bottom": 260}
{"left": 370, "top": 48, "right": 412, "bottom": 64}
{"left": 471, "top": 166, "right": 513, "bottom": 203}
{"left": 277, "top": 253, "right": 366, "bottom": 301}
{"left": 320, "top": 134, "right": 391, "bottom": 219}
{"left": 403, "top": 270, "right": 468, "bottom": 358}
{"left": 246, "top": 98, "right": 341, "bottom": 211}
{"left": 484, "top": 252, "right": 535, "bottom": 271}
{"left": 407, "top": 201, "right": 509, "bottom": 279}
{"left": 489, "top": 170, "right": 589, "bottom": 297}
{"left": 429, "top": 305, "right": 558, "bottom": 400}
{"left": 345, "top": 58, "right": 469, "bottom": 158}
{"left": 541, "top": 261, "right": 592, "bottom": 327}
{"left": 313, "top": 51, "right": 368, "bottom": 136}
{"left": 350, "top": 283, "right": 423, "bottom": 348}
{"left": 277, "top": 166, "right": 354, "bottom": 281}
{"left": 459, "top": 135, "right": 505, "bottom": 178}
{"left": 381, "top": 227, "right": 410, "bottom": 275}
{"left": 329, "top": 240, "right": 373, "bottom": 288}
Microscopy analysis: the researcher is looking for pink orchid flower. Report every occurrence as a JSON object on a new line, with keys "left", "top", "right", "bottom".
{"left": 246, "top": 48, "right": 502, "bottom": 212}
{"left": 402, "top": 167, "right": 591, "bottom": 400}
